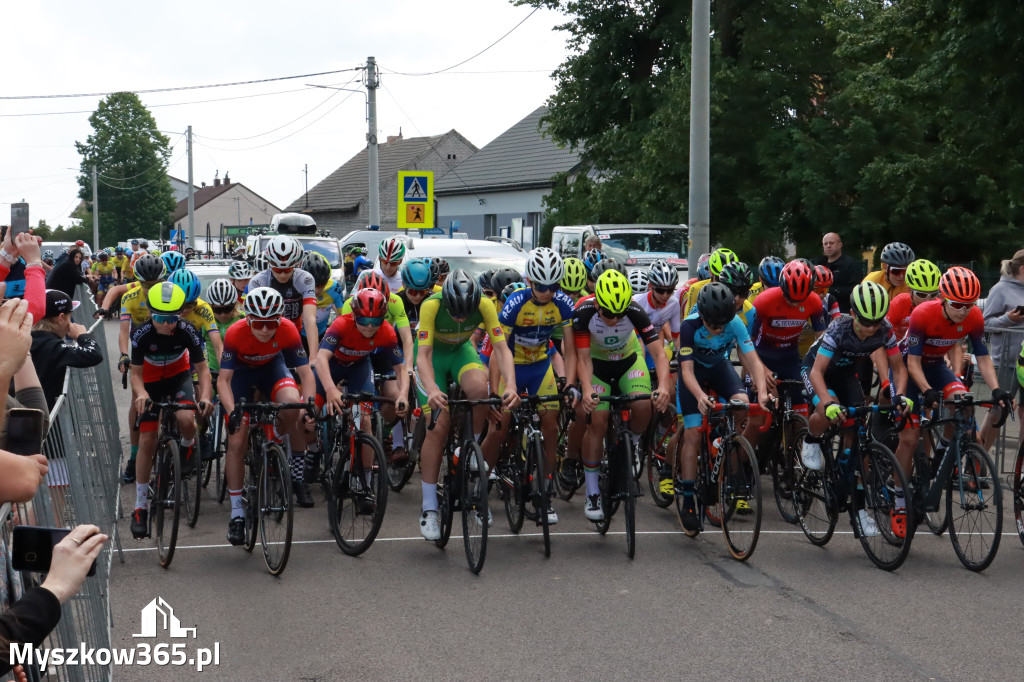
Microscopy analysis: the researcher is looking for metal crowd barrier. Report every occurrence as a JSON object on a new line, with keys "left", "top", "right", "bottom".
{"left": 980, "top": 327, "right": 1024, "bottom": 474}
{"left": 1, "top": 290, "right": 122, "bottom": 682}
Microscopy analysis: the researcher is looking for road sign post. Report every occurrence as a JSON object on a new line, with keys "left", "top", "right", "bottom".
{"left": 397, "top": 171, "right": 434, "bottom": 229}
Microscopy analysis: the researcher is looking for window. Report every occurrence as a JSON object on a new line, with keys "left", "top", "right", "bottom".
{"left": 557, "top": 233, "right": 580, "bottom": 258}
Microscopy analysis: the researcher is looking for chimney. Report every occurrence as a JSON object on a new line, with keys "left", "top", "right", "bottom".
{"left": 214, "top": 178, "right": 220, "bottom": 187}
{"left": 223, "top": 173, "right": 230, "bottom": 186}
{"left": 386, "top": 129, "right": 404, "bottom": 144}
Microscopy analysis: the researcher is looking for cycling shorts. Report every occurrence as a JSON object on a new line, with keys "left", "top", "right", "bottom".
{"left": 801, "top": 365, "right": 863, "bottom": 410}
{"left": 415, "top": 341, "right": 486, "bottom": 413}
{"left": 592, "top": 352, "right": 651, "bottom": 413}
{"left": 139, "top": 373, "right": 195, "bottom": 433}
{"left": 228, "top": 355, "right": 298, "bottom": 406}
{"left": 498, "top": 358, "right": 559, "bottom": 410}
{"left": 905, "top": 362, "right": 966, "bottom": 415}
{"left": 678, "top": 360, "right": 743, "bottom": 428}
{"left": 313, "top": 357, "right": 373, "bottom": 410}
{"left": 371, "top": 350, "right": 396, "bottom": 376}
{"left": 757, "top": 352, "right": 807, "bottom": 408}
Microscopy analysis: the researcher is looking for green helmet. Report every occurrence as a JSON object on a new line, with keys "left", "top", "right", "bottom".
{"left": 378, "top": 236, "right": 406, "bottom": 263}
{"left": 594, "top": 270, "right": 633, "bottom": 314}
{"left": 561, "top": 257, "right": 587, "bottom": 293}
{"left": 905, "top": 259, "right": 941, "bottom": 293}
{"left": 851, "top": 281, "right": 889, "bottom": 322}
{"left": 708, "top": 248, "right": 739, "bottom": 277}
{"left": 147, "top": 282, "right": 187, "bottom": 314}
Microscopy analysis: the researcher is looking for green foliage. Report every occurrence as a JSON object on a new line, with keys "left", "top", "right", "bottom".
{"left": 76, "top": 92, "right": 176, "bottom": 245}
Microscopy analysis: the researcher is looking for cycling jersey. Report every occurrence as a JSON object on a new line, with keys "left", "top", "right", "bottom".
{"left": 91, "top": 261, "right": 115, "bottom": 277}
{"left": 886, "top": 292, "right": 914, "bottom": 344}
{"left": 130, "top": 320, "right": 206, "bottom": 384}
{"left": 863, "top": 270, "right": 910, "bottom": 299}
{"left": 313, "top": 279, "right": 347, "bottom": 336}
{"left": 219, "top": 318, "right": 309, "bottom": 370}
{"left": 372, "top": 265, "right": 402, "bottom": 294}
{"left": 747, "top": 281, "right": 765, "bottom": 301}
{"left": 398, "top": 289, "right": 425, "bottom": 331}
{"left": 632, "top": 291, "right": 680, "bottom": 337}
{"left": 111, "top": 255, "right": 130, "bottom": 274}
{"left": 340, "top": 291, "right": 410, "bottom": 331}
{"left": 498, "top": 288, "right": 575, "bottom": 364}
{"left": 181, "top": 299, "right": 218, "bottom": 338}
{"left": 751, "top": 287, "right": 826, "bottom": 355}
{"left": 206, "top": 312, "right": 242, "bottom": 374}
{"left": 247, "top": 268, "right": 317, "bottom": 331}
{"left": 805, "top": 315, "right": 898, "bottom": 369}
{"left": 680, "top": 278, "right": 712, "bottom": 318}
{"left": 320, "top": 313, "right": 403, "bottom": 367}
{"left": 905, "top": 299, "right": 987, "bottom": 364}
{"left": 677, "top": 314, "right": 754, "bottom": 368}
{"left": 120, "top": 286, "right": 152, "bottom": 327}
{"left": 572, "top": 298, "right": 658, "bottom": 361}
{"left": 417, "top": 294, "right": 505, "bottom": 348}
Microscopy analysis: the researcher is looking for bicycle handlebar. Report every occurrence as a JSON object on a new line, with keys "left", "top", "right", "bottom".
{"left": 426, "top": 396, "right": 504, "bottom": 430}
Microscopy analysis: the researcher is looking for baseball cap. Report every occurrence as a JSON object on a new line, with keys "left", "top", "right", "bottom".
{"left": 45, "top": 289, "right": 81, "bottom": 318}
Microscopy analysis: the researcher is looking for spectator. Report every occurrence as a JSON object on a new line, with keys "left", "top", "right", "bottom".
{"left": 0, "top": 231, "right": 46, "bottom": 322}
{"left": 815, "top": 232, "right": 860, "bottom": 313}
{"left": 31, "top": 290, "right": 104, "bottom": 410}
{"left": 979, "top": 249, "right": 1024, "bottom": 448}
{"left": 584, "top": 234, "right": 603, "bottom": 252}
{"left": 45, "top": 248, "right": 88, "bottom": 300}
{"left": 0, "top": 296, "right": 49, "bottom": 447}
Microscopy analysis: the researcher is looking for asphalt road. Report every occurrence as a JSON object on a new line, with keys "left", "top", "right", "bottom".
{"left": 102, "top": 321, "right": 1024, "bottom": 681}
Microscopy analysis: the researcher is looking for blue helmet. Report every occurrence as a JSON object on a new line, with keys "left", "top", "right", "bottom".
{"left": 583, "top": 248, "right": 606, "bottom": 273}
{"left": 758, "top": 256, "right": 785, "bottom": 287}
{"left": 401, "top": 258, "right": 433, "bottom": 290}
{"left": 695, "top": 253, "right": 712, "bottom": 280}
{"left": 168, "top": 269, "right": 201, "bottom": 303}
{"left": 161, "top": 250, "right": 186, "bottom": 274}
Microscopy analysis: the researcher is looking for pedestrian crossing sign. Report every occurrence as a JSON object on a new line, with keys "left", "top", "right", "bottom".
{"left": 398, "top": 171, "right": 433, "bottom": 229}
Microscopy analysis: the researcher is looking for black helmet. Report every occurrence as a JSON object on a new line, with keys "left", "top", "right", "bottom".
{"left": 433, "top": 257, "right": 450, "bottom": 278}
{"left": 880, "top": 242, "right": 914, "bottom": 267}
{"left": 717, "top": 261, "right": 754, "bottom": 293}
{"left": 477, "top": 269, "right": 497, "bottom": 292}
{"left": 441, "top": 268, "right": 481, "bottom": 318}
{"left": 590, "top": 258, "right": 627, "bottom": 280}
{"left": 490, "top": 267, "right": 522, "bottom": 294}
{"left": 301, "top": 251, "right": 332, "bottom": 286}
{"left": 133, "top": 253, "right": 166, "bottom": 282}
{"left": 697, "top": 282, "right": 736, "bottom": 326}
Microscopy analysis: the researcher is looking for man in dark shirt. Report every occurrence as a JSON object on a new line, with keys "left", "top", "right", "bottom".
{"left": 816, "top": 232, "right": 862, "bottom": 314}
{"left": 30, "top": 290, "right": 104, "bottom": 409}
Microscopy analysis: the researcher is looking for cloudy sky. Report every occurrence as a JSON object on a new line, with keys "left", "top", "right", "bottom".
{"left": 0, "top": 1, "right": 570, "bottom": 230}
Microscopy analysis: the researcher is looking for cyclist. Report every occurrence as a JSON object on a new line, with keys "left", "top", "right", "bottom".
{"left": 800, "top": 281, "right": 911, "bottom": 537}
{"left": 433, "top": 257, "right": 451, "bottom": 288}
{"left": 628, "top": 269, "right": 649, "bottom": 293}
{"left": 559, "top": 257, "right": 587, "bottom": 301}
{"left": 374, "top": 236, "right": 406, "bottom": 293}
{"left": 813, "top": 265, "right": 841, "bottom": 321}
{"left": 302, "top": 252, "right": 346, "bottom": 340}
{"left": 886, "top": 259, "right": 942, "bottom": 343}
{"left": 168, "top": 269, "right": 224, "bottom": 367}
{"left": 161, "top": 250, "right": 187, "bottom": 275}
{"left": 397, "top": 257, "right": 434, "bottom": 332}
{"left": 478, "top": 269, "right": 497, "bottom": 301}
{"left": 573, "top": 269, "right": 672, "bottom": 521}
{"left": 415, "top": 269, "right": 519, "bottom": 540}
{"left": 218, "top": 287, "right": 317, "bottom": 528}
{"left": 128, "top": 282, "right": 213, "bottom": 539}
{"left": 246, "top": 235, "right": 320, "bottom": 361}
{"left": 228, "top": 260, "right": 254, "bottom": 299}
{"left": 864, "top": 241, "right": 915, "bottom": 299}
{"left": 682, "top": 247, "right": 739, "bottom": 317}
{"left": 712, "top": 261, "right": 758, "bottom": 334}
{"left": 89, "top": 251, "right": 116, "bottom": 307}
{"left": 205, "top": 279, "right": 243, "bottom": 373}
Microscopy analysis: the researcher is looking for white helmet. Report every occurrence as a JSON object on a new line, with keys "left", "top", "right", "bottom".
{"left": 228, "top": 261, "right": 253, "bottom": 279}
{"left": 206, "top": 278, "right": 239, "bottom": 307}
{"left": 628, "top": 269, "right": 649, "bottom": 292}
{"left": 254, "top": 252, "right": 269, "bottom": 273}
{"left": 243, "top": 287, "right": 284, "bottom": 318}
{"left": 525, "top": 247, "right": 564, "bottom": 286}
{"left": 265, "top": 235, "right": 303, "bottom": 269}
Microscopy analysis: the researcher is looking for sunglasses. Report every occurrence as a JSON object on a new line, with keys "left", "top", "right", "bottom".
{"left": 212, "top": 305, "right": 237, "bottom": 315}
{"left": 406, "top": 288, "right": 429, "bottom": 296}
{"left": 532, "top": 282, "right": 561, "bottom": 293}
{"left": 483, "top": 290, "right": 495, "bottom": 298}
{"left": 946, "top": 299, "right": 975, "bottom": 310}
{"left": 888, "top": 267, "right": 907, "bottom": 275}
{"left": 152, "top": 314, "right": 179, "bottom": 324}
{"left": 703, "top": 322, "right": 725, "bottom": 333}
{"left": 855, "top": 315, "right": 884, "bottom": 327}
{"left": 355, "top": 316, "right": 384, "bottom": 327}
{"left": 727, "top": 286, "right": 751, "bottom": 298}
{"left": 653, "top": 287, "right": 675, "bottom": 296}
{"left": 271, "top": 267, "right": 294, "bottom": 274}
{"left": 598, "top": 308, "right": 624, "bottom": 320}
{"left": 912, "top": 290, "right": 939, "bottom": 300}
{"left": 248, "top": 318, "right": 280, "bottom": 331}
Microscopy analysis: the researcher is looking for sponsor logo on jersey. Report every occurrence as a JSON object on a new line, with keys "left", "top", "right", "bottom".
{"left": 770, "top": 319, "right": 806, "bottom": 328}
{"left": 604, "top": 335, "right": 619, "bottom": 345}
{"left": 929, "top": 338, "right": 959, "bottom": 347}
{"left": 907, "top": 334, "right": 920, "bottom": 346}
{"left": 627, "top": 369, "right": 645, "bottom": 379}
{"left": 679, "top": 347, "right": 693, "bottom": 356}
{"left": 492, "top": 327, "right": 502, "bottom": 337}
{"left": 243, "top": 353, "right": 278, "bottom": 363}
{"left": 325, "top": 335, "right": 337, "bottom": 344}
{"left": 418, "top": 330, "right": 428, "bottom": 340}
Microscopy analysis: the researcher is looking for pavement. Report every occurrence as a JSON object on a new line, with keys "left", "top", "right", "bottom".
{"left": 103, "top": 320, "right": 1024, "bottom": 681}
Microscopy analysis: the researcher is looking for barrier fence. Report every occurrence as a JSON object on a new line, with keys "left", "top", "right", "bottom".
{"left": 980, "top": 327, "right": 1024, "bottom": 474}
{"left": 1, "top": 296, "right": 123, "bottom": 682}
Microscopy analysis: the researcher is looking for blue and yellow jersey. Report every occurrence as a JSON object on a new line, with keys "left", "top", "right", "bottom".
{"left": 498, "top": 288, "right": 575, "bottom": 364}
{"left": 314, "top": 279, "right": 347, "bottom": 336}
{"left": 181, "top": 298, "right": 219, "bottom": 338}
{"left": 120, "top": 287, "right": 151, "bottom": 327}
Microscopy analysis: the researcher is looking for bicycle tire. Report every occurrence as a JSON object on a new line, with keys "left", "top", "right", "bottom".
{"left": 1014, "top": 439, "right": 1024, "bottom": 548}
{"left": 771, "top": 413, "right": 809, "bottom": 524}
{"left": 720, "top": 436, "right": 761, "bottom": 561}
{"left": 595, "top": 454, "right": 613, "bottom": 535}
{"left": 672, "top": 434, "right": 701, "bottom": 537}
{"left": 387, "top": 415, "right": 415, "bottom": 492}
{"left": 947, "top": 443, "right": 1002, "bottom": 571}
{"left": 400, "top": 416, "right": 425, "bottom": 487}
{"left": 532, "top": 433, "right": 551, "bottom": 558}
{"left": 259, "top": 442, "right": 293, "bottom": 575}
{"left": 623, "top": 435, "right": 637, "bottom": 559}
{"left": 500, "top": 434, "right": 526, "bottom": 533}
{"left": 243, "top": 438, "right": 261, "bottom": 552}
{"left": 646, "top": 424, "right": 674, "bottom": 509}
{"left": 435, "top": 452, "right": 455, "bottom": 549}
{"left": 793, "top": 428, "right": 838, "bottom": 546}
{"left": 330, "top": 433, "right": 389, "bottom": 556}
{"left": 461, "top": 441, "right": 489, "bottom": 573}
{"left": 857, "top": 442, "right": 913, "bottom": 572}
{"left": 183, "top": 445, "right": 202, "bottom": 529}
{"left": 153, "top": 440, "right": 181, "bottom": 569}
{"left": 915, "top": 440, "right": 948, "bottom": 536}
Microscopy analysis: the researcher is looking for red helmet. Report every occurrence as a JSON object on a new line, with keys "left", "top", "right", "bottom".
{"left": 75, "top": 240, "right": 85, "bottom": 246}
{"left": 939, "top": 266, "right": 980, "bottom": 304}
{"left": 813, "top": 264, "right": 834, "bottom": 290}
{"left": 351, "top": 288, "right": 388, "bottom": 319}
{"left": 780, "top": 260, "right": 814, "bottom": 302}
{"left": 355, "top": 270, "right": 391, "bottom": 299}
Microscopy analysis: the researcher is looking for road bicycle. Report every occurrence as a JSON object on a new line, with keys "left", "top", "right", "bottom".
{"left": 758, "top": 378, "right": 810, "bottom": 524}
{"left": 381, "top": 371, "right": 425, "bottom": 493}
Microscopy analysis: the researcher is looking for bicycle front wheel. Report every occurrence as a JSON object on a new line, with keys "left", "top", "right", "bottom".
{"left": 500, "top": 438, "right": 525, "bottom": 533}
{"left": 183, "top": 445, "right": 202, "bottom": 529}
{"left": 622, "top": 435, "right": 637, "bottom": 559}
{"left": 647, "top": 425, "right": 674, "bottom": 509}
{"left": 532, "top": 434, "right": 551, "bottom": 558}
{"left": 330, "top": 433, "right": 389, "bottom": 556}
{"left": 857, "top": 442, "right": 913, "bottom": 572}
{"left": 947, "top": 443, "right": 1002, "bottom": 571}
{"left": 259, "top": 443, "right": 293, "bottom": 576}
{"left": 153, "top": 440, "right": 181, "bottom": 569}
{"left": 460, "top": 442, "right": 489, "bottom": 573}
{"left": 793, "top": 429, "right": 838, "bottom": 546}
{"left": 720, "top": 436, "right": 761, "bottom": 561}
{"left": 435, "top": 452, "right": 455, "bottom": 549}
{"left": 772, "top": 413, "right": 809, "bottom": 524}
{"left": 1014, "top": 440, "right": 1024, "bottom": 548}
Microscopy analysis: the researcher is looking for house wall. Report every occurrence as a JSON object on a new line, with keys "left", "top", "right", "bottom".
{"left": 174, "top": 184, "right": 280, "bottom": 237}
{"left": 438, "top": 187, "right": 549, "bottom": 241}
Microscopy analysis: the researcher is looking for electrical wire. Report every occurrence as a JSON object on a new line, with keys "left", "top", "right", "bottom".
{"left": 94, "top": 135, "right": 184, "bottom": 182}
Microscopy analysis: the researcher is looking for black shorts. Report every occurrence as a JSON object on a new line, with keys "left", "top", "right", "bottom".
{"left": 139, "top": 373, "right": 195, "bottom": 432}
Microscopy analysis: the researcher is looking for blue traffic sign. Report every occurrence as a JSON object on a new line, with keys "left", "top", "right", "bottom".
{"left": 421, "top": 227, "right": 445, "bottom": 235}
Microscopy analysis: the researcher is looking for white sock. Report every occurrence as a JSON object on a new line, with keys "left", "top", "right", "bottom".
{"left": 584, "top": 470, "right": 600, "bottom": 498}
{"left": 421, "top": 482, "right": 438, "bottom": 513}
{"left": 180, "top": 437, "right": 194, "bottom": 448}
{"left": 135, "top": 483, "right": 149, "bottom": 510}
{"left": 229, "top": 488, "right": 244, "bottom": 519}
{"left": 392, "top": 420, "right": 405, "bottom": 449}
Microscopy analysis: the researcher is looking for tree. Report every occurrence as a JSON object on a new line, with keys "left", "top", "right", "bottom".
{"left": 75, "top": 92, "right": 176, "bottom": 245}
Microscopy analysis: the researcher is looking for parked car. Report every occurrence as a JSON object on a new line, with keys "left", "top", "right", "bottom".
{"left": 373, "top": 236, "right": 527, "bottom": 281}
{"left": 339, "top": 229, "right": 423, "bottom": 261}
{"left": 550, "top": 223, "right": 689, "bottom": 278}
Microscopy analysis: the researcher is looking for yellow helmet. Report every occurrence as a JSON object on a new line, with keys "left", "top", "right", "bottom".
{"left": 594, "top": 270, "right": 633, "bottom": 314}
{"left": 147, "top": 281, "right": 186, "bottom": 314}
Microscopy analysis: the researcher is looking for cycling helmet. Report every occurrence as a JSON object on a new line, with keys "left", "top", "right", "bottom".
{"left": 115, "top": 246, "right": 124, "bottom": 255}
{"left": 779, "top": 260, "right": 814, "bottom": 302}
{"left": 265, "top": 235, "right": 303, "bottom": 268}
{"left": 560, "top": 258, "right": 587, "bottom": 293}
{"left": 98, "top": 251, "right": 109, "bottom": 261}
{"left": 378, "top": 236, "right": 407, "bottom": 264}
{"left": 352, "top": 288, "right": 388, "bottom": 319}
{"left": 254, "top": 253, "right": 270, "bottom": 273}
{"left": 697, "top": 282, "right": 737, "bottom": 326}
{"left": 594, "top": 270, "right": 633, "bottom": 315}
{"left": 708, "top": 248, "right": 739, "bottom": 277}
{"left": 850, "top": 281, "right": 890, "bottom": 322}
{"left": 147, "top": 282, "right": 186, "bottom": 314}
{"left": 433, "top": 257, "right": 450, "bottom": 278}
{"left": 355, "top": 270, "right": 391, "bottom": 299}
{"left": 243, "top": 287, "right": 285, "bottom": 318}
{"left": 490, "top": 267, "right": 522, "bottom": 295}
{"left": 758, "top": 256, "right": 785, "bottom": 287}
{"left": 880, "top": 242, "right": 915, "bottom": 267}
{"left": 441, "top": 268, "right": 481, "bottom": 318}
{"left": 133, "top": 253, "right": 166, "bottom": 282}
{"left": 717, "top": 261, "right": 754, "bottom": 293}
{"left": 478, "top": 269, "right": 497, "bottom": 292}
{"left": 168, "top": 269, "right": 201, "bottom": 303}
{"left": 501, "top": 281, "right": 528, "bottom": 302}
{"left": 75, "top": 240, "right": 84, "bottom": 247}
{"left": 206, "top": 278, "right": 239, "bottom": 307}
{"left": 130, "top": 239, "right": 139, "bottom": 246}
{"left": 628, "top": 269, "right": 649, "bottom": 292}
{"left": 582, "top": 248, "right": 606, "bottom": 273}
{"left": 525, "top": 247, "right": 564, "bottom": 286}
{"left": 401, "top": 258, "right": 434, "bottom": 290}
{"left": 813, "top": 264, "right": 834, "bottom": 290}
{"left": 591, "top": 258, "right": 627, "bottom": 280}
{"left": 301, "top": 251, "right": 332, "bottom": 286}
{"left": 939, "top": 266, "right": 981, "bottom": 304}
{"left": 139, "top": 240, "right": 149, "bottom": 248}
{"left": 695, "top": 253, "right": 712, "bottom": 280}
{"left": 905, "top": 259, "right": 941, "bottom": 293}
{"left": 161, "top": 250, "right": 186, "bottom": 273}
{"left": 228, "top": 260, "right": 254, "bottom": 279}
{"left": 61, "top": 247, "right": 69, "bottom": 255}
{"left": 43, "top": 249, "right": 54, "bottom": 260}
{"left": 647, "top": 259, "right": 678, "bottom": 289}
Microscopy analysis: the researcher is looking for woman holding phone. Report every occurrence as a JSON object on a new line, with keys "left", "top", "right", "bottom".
{"left": 979, "top": 248, "right": 1024, "bottom": 447}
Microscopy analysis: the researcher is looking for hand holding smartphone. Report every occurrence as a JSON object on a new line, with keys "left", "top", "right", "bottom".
{"left": 6, "top": 408, "right": 45, "bottom": 456}
{"left": 12, "top": 526, "right": 98, "bottom": 577}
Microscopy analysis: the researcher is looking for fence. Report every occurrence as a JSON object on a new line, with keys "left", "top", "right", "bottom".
{"left": 980, "top": 327, "right": 1024, "bottom": 474}
{"left": 1, "top": 296, "right": 123, "bottom": 682}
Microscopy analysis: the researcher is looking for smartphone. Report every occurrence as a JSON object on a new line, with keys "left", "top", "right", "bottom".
{"left": 1014, "top": 305, "right": 1024, "bottom": 315}
{"left": 12, "top": 526, "right": 97, "bottom": 576}
{"left": 6, "top": 408, "right": 45, "bottom": 456}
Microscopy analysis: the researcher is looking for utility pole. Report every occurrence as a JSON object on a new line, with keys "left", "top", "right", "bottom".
{"left": 92, "top": 165, "right": 99, "bottom": 252}
{"left": 187, "top": 125, "right": 196, "bottom": 250}
{"left": 688, "top": 0, "right": 711, "bottom": 263}
{"left": 303, "top": 164, "right": 309, "bottom": 208}
{"left": 366, "top": 56, "right": 380, "bottom": 231}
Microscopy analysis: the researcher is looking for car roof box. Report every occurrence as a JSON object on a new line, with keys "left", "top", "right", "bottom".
{"left": 270, "top": 212, "right": 317, "bottom": 235}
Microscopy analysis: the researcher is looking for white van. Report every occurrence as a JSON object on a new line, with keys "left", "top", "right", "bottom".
{"left": 550, "top": 224, "right": 689, "bottom": 277}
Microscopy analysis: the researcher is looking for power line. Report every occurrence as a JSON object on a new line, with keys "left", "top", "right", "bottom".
{"left": 0, "top": 67, "right": 362, "bottom": 100}
{"left": 94, "top": 135, "right": 185, "bottom": 182}
{"left": 379, "top": 8, "right": 539, "bottom": 76}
